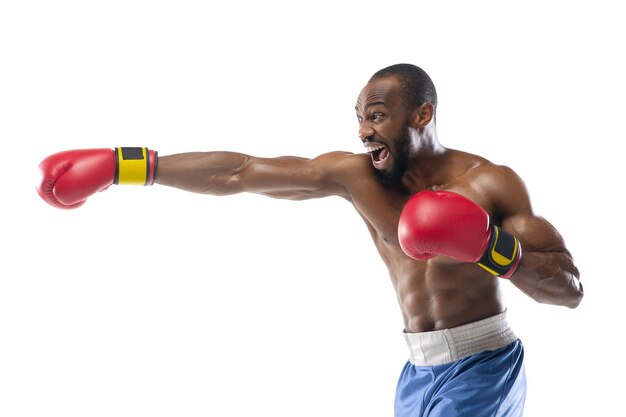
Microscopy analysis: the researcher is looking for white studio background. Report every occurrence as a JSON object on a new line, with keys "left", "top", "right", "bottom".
{"left": 0, "top": 1, "right": 622, "bottom": 416}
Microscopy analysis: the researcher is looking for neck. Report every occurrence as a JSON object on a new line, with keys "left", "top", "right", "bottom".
{"left": 409, "top": 122, "right": 445, "bottom": 160}
{"left": 402, "top": 123, "right": 448, "bottom": 189}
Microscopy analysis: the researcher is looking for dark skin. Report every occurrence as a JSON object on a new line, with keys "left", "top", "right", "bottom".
{"left": 155, "top": 75, "right": 583, "bottom": 333}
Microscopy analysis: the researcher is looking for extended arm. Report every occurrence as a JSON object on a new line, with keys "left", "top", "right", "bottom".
{"left": 155, "top": 151, "right": 351, "bottom": 199}
{"left": 36, "top": 147, "right": 354, "bottom": 209}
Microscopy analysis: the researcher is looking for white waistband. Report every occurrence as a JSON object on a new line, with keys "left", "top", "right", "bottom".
{"left": 403, "top": 311, "right": 517, "bottom": 366}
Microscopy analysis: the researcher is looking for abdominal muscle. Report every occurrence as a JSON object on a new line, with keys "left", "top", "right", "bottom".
{"left": 390, "top": 254, "right": 505, "bottom": 333}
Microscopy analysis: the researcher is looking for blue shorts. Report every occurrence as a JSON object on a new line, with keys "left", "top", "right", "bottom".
{"left": 395, "top": 313, "right": 526, "bottom": 417}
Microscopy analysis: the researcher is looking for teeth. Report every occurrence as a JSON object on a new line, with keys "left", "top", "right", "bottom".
{"left": 366, "top": 145, "right": 385, "bottom": 153}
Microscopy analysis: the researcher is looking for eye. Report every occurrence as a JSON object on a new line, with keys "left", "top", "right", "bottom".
{"left": 372, "top": 112, "right": 384, "bottom": 121}
{"left": 356, "top": 115, "right": 363, "bottom": 124}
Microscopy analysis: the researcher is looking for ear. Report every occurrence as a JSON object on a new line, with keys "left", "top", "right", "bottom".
{"left": 410, "top": 102, "right": 435, "bottom": 128}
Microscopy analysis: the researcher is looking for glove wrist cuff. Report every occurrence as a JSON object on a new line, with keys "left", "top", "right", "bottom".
{"left": 114, "top": 147, "right": 158, "bottom": 186}
{"left": 477, "top": 225, "right": 522, "bottom": 278}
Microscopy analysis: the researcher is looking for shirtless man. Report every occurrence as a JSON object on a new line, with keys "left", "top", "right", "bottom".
{"left": 37, "top": 64, "right": 583, "bottom": 416}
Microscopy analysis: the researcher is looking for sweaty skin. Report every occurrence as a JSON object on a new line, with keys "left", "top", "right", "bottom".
{"left": 155, "top": 75, "right": 583, "bottom": 333}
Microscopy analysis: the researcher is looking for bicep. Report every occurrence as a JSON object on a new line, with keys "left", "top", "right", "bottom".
{"left": 503, "top": 213, "right": 568, "bottom": 253}
{"left": 490, "top": 165, "right": 567, "bottom": 253}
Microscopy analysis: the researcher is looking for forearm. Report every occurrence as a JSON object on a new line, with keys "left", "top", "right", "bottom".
{"left": 155, "top": 152, "right": 249, "bottom": 195}
{"left": 510, "top": 250, "right": 583, "bottom": 308}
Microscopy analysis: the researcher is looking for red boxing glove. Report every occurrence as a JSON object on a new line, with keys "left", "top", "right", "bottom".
{"left": 37, "top": 147, "right": 158, "bottom": 209}
{"left": 398, "top": 190, "right": 522, "bottom": 278}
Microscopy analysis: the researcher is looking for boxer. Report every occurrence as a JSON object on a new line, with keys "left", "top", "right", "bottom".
{"left": 37, "top": 64, "right": 583, "bottom": 416}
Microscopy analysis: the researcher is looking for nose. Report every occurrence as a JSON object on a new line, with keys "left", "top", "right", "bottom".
{"left": 358, "top": 124, "right": 375, "bottom": 141}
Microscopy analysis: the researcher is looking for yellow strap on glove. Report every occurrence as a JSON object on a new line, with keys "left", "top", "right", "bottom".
{"left": 114, "top": 147, "right": 158, "bottom": 186}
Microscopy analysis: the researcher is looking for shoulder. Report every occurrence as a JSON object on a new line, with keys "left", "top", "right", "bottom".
{"left": 312, "top": 151, "right": 368, "bottom": 165}
{"left": 469, "top": 160, "right": 532, "bottom": 218}
{"left": 443, "top": 149, "right": 531, "bottom": 219}
{"left": 304, "top": 151, "right": 375, "bottom": 197}
{"left": 471, "top": 160, "right": 525, "bottom": 188}
{"left": 311, "top": 151, "right": 372, "bottom": 178}
{"left": 444, "top": 149, "right": 527, "bottom": 196}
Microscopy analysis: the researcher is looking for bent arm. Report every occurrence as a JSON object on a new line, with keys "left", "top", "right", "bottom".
{"left": 490, "top": 167, "right": 583, "bottom": 308}
{"left": 154, "top": 151, "right": 351, "bottom": 200}
{"left": 505, "top": 214, "right": 583, "bottom": 308}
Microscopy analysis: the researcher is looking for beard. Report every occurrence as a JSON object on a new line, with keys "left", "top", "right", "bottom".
{"left": 373, "top": 127, "right": 411, "bottom": 185}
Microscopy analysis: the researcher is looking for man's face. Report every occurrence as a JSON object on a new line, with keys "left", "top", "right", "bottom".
{"left": 355, "top": 76, "right": 412, "bottom": 184}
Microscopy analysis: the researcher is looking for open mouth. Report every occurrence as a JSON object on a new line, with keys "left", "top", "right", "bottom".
{"left": 366, "top": 143, "right": 390, "bottom": 168}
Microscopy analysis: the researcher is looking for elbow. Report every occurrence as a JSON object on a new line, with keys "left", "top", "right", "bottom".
{"left": 534, "top": 292, "right": 582, "bottom": 309}
{"left": 544, "top": 280, "right": 584, "bottom": 309}
{"left": 198, "top": 173, "right": 243, "bottom": 196}
{"left": 565, "top": 282, "right": 584, "bottom": 309}
{"left": 529, "top": 275, "right": 584, "bottom": 309}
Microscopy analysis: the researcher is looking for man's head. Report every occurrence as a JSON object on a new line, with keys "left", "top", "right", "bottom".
{"left": 356, "top": 64, "right": 438, "bottom": 184}
{"left": 370, "top": 63, "right": 438, "bottom": 112}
